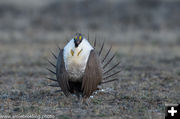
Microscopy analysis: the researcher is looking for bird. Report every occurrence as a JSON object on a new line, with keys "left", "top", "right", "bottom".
{"left": 46, "top": 33, "right": 121, "bottom": 99}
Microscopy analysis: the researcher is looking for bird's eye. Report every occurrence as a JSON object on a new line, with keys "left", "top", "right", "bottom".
{"left": 79, "top": 36, "right": 82, "bottom": 40}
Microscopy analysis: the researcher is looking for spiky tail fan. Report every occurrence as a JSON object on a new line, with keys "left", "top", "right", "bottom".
{"left": 46, "top": 35, "right": 121, "bottom": 91}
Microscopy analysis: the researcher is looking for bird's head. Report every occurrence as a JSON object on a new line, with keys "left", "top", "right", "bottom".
{"left": 74, "top": 33, "right": 83, "bottom": 48}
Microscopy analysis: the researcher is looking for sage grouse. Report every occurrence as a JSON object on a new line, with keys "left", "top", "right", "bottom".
{"left": 47, "top": 33, "right": 120, "bottom": 98}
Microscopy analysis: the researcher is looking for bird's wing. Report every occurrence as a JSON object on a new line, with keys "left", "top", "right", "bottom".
{"left": 56, "top": 49, "right": 70, "bottom": 96}
{"left": 81, "top": 50, "right": 102, "bottom": 98}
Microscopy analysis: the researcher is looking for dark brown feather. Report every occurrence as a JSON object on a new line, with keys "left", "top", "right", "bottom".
{"left": 56, "top": 45, "right": 61, "bottom": 51}
{"left": 46, "top": 77, "right": 57, "bottom": 82}
{"left": 103, "top": 70, "right": 121, "bottom": 80}
{"left": 66, "top": 39, "right": 69, "bottom": 44}
{"left": 56, "top": 49, "right": 70, "bottom": 96}
{"left": 93, "top": 36, "right": 97, "bottom": 48}
{"left": 103, "top": 52, "right": 116, "bottom": 69}
{"left": 102, "top": 45, "right": 112, "bottom": 63}
{"left": 103, "top": 62, "right": 120, "bottom": 74}
{"left": 54, "top": 90, "right": 62, "bottom": 93}
{"left": 99, "top": 40, "right": 105, "bottom": 56}
{"left": 81, "top": 50, "right": 102, "bottom": 98}
{"left": 51, "top": 51, "right": 57, "bottom": 59}
{"left": 48, "top": 83, "right": 59, "bottom": 87}
{"left": 51, "top": 50, "right": 57, "bottom": 59}
{"left": 101, "top": 78, "right": 119, "bottom": 84}
{"left": 47, "top": 68, "right": 56, "bottom": 75}
{"left": 47, "top": 59, "right": 56, "bottom": 68}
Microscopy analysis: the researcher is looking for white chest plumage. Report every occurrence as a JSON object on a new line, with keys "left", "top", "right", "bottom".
{"left": 63, "top": 39, "right": 93, "bottom": 80}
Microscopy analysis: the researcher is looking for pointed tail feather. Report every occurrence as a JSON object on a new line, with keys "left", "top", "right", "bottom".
{"left": 94, "top": 35, "right": 97, "bottom": 48}
{"left": 54, "top": 90, "right": 62, "bottom": 93}
{"left": 102, "top": 45, "right": 112, "bottom": 63}
{"left": 103, "top": 52, "right": 116, "bottom": 69}
{"left": 101, "top": 78, "right": 119, "bottom": 84}
{"left": 66, "top": 37, "right": 69, "bottom": 44}
{"left": 47, "top": 59, "right": 56, "bottom": 68}
{"left": 46, "top": 68, "right": 56, "bottom": 75}
{"left": 50, "top": 50, "right": 57, "bottom": 59}
{"left": 45, "top": 77, "right": 57, "bottom": 82}
{"left": 56, "top": 44, "right": 61, "bottom": 51}
{"left": 103, "top": 70, "right": 121, "bottom": 80}
{"left": 48, "top": 83, "right": 59, "bottom": 87}
{"left": 103, "top": 62, "right": 120, "bottom": 74}
{"left": 99, "top": 40, "right": 105, "bottom": 56}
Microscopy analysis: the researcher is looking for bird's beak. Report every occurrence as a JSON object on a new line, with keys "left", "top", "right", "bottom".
{"left": 74, "top": 39, "right": 81, "bottom": 47}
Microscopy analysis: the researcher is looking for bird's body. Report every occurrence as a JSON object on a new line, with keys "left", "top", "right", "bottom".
{"left": 63, "top": 38, "right": 93, "bottom": 81}
{"left": 47, "top": 33, "right": 120, "bottom": 99}
{"left": 55, "top": 33, "right": 102, "bottom": 98}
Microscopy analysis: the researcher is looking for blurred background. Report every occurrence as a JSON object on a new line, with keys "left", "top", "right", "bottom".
{"left": 0, "top": 0, "right": 180, "bottom": 43}
{"left": 0, "top": 0, "right": 180, "bottom": 118}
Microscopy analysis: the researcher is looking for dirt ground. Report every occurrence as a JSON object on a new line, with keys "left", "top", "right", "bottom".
{"left": 0, "top": 31, "right": 180, "bottom": 119}
{"left": 0, "top": 1, "right": 180, "bottom": 119}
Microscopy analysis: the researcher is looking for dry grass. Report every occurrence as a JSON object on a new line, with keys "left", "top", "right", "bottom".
{"left": 0, "top": 34, "right": 180, "bottom": 119}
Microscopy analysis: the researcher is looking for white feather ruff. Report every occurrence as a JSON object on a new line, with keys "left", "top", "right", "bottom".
{"left": 63, "top": 38, "right": 93, "bottom": 80}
